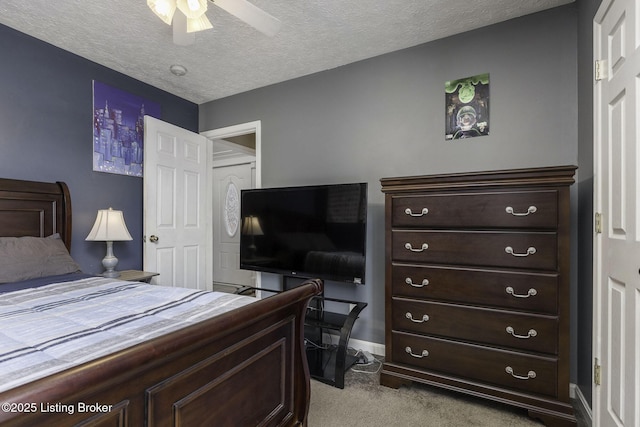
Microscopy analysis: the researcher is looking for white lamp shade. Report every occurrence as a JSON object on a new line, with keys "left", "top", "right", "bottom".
{"left": 86, "top": 208, "right": 133, "bottom": 242}
{"left": 177, "top": 0, "right": 208, "bottom": 19}
{"left": 242, "top": 216, "right": 264, "bottom": 236}
{"left": 147, "top": 0, "right": 177, "bottom": 25}
{"left": 187, "top": 13, "right": 213, "bottom": 32}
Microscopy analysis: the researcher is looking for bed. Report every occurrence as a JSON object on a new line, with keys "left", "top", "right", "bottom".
{"left": 0, "top": 177, "right": 322, "bottom": 427}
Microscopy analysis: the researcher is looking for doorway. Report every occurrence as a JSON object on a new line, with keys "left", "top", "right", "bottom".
{"left": 201, "top": 121, "right": 262, "bottom": 292}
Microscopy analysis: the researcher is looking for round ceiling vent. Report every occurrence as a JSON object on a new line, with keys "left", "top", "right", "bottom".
{"left": 169, "top": 64, "right": 188, "bottom": 76}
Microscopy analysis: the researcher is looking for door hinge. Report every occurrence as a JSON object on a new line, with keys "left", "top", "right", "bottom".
{"left": 595, "top": 212, "right": 603, "bottom": 234}
{"left": 595, "top": 59, "right": 608, "bottom": 81}
{"left": 594, "top": 358, "right": 601, "bottom": 386}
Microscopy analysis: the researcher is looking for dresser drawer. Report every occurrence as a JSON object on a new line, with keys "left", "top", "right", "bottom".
{"left": 392, "top": 265, "right": 558, "bottom": 314}
{"left": 392, "top": 331, "right": 558, "bottom": 397}
{"left": 392, "top": 298, "right": 558, "bottom": 353}
{"left": 392, "top": 231, "right": 557, "bottom": 270}
{"left": 391, "top": 191, "right": 558, "bottom": 229}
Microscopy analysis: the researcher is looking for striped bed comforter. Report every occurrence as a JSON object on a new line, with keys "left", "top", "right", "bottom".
{"left": 0, "top": 276, "right": 255, "bottom": 393}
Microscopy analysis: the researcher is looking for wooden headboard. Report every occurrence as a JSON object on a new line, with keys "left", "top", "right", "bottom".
{"left": 0, "top": 178, "right": 72, "bottom": 251}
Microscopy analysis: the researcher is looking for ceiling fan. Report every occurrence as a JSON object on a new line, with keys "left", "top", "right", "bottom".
{"left": 147, "top": 0, "right": 282, "bottom": 45}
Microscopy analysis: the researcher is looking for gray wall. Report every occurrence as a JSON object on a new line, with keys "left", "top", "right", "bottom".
{"left": 200, "top": 3, "right": 580, "bottom": 378}
{"left": 0, "top": 24, "right": 198, "bottom": 274}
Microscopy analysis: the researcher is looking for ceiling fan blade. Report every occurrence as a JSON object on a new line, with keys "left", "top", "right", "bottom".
{"left": 211, "top": 0, "right": 282, "bottom": 36}
{"left": 173, "top": 12, "right": 195, "bottom": 46}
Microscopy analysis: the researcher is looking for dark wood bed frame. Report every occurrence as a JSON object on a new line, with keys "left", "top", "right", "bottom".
{"left": 0, "top": 177, "right": 322, "bottom": 427}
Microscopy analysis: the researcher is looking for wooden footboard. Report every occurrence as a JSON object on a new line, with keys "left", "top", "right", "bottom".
{"left": 0, "top": 279, "right": 322, "bottom": 427}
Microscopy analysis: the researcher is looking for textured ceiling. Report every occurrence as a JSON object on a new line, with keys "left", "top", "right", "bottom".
{"left": 0, "top": 0, "right": 573, "bottom": 104}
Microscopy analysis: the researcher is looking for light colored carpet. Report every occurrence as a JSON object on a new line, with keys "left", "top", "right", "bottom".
{"left": 307, "top": 360, "right": 546, "bottom": 427}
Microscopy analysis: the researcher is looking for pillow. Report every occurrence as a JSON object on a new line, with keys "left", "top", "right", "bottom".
{"left": 0, "top": 234, "right": 81, "bottom": 283}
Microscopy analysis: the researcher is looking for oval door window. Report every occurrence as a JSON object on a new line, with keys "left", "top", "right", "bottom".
{"left": 224, "top": 181, "right": 240, "bottom": 237}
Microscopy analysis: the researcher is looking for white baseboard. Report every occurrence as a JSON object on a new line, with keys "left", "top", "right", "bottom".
{"left": 346, "top": 338, "right": 385, "bottom": 357}
{"left": 571, "top": 383, "right": 592, "bottom": 425}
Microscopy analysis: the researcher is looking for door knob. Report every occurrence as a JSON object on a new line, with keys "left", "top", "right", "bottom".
{"left": 149, "top": 235, "right": 159, "bottom": 243}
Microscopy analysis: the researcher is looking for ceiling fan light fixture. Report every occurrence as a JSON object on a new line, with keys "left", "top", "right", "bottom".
{"left": 147, "top": 0, "right": 177, "bottom": 25}
{"left": 186, "top": 14, "right": 213, "bottom": 33}
{"left": 177, "top": 0, "right": 208, "bottom": 19}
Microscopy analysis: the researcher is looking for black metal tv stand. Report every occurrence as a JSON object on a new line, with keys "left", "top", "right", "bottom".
{"left": 235, "top": 276, "right": 367, "bottom": 388}
{"left": 303, "top": 295, "right": 367, "bottom": 388}
{"left": 237, "top": 277, "right": 368, "bottom": 389}
{"left": 285, "top": 276, "right": 367, "bottom": 388}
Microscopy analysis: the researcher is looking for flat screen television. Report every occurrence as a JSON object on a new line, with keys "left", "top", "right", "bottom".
{"left": 240, "top": 182, "right": 367, "bottom": 284}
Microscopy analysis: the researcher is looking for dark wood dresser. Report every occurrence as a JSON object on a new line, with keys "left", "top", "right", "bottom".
{"left": 380, "top": 165, "right": 577, "bottom": 427}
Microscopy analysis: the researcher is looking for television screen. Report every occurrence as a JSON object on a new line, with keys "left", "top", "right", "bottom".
{"left": 240, "top": 183, "right": 367, "bottom": 284}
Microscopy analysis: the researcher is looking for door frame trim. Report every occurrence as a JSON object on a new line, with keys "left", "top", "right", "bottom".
{"left": 593, "top": 4, "right": 606, "bottom": 425}
{"left": 201, "top": 121, "right": 262, "bottom": 289}
{"left": 201, "top": 120, "right": 262, "bottom": 188}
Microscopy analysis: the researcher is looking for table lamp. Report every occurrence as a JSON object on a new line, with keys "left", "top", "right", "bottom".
{"left": 242, "top": 215, "right": 263, "bottom": 257}
{"left": 86, "top": 207, "right": 133, "bottom": 278}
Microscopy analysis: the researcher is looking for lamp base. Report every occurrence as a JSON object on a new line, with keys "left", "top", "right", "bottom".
{"left": 101, "top": 241, "right": 121, "bottom": 279}
{"left": 102, "top": 270, "right": 121, "bottom": 278}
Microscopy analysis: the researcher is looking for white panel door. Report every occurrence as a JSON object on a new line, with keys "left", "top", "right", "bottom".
{"left": 212, "top": 162, "right": 256, "bottom": 286}
{"left": 143, "top": 116, "right": 210, "bottom": 289}
{"left": 594, "top": 0, "right": 640, "bottom": 425}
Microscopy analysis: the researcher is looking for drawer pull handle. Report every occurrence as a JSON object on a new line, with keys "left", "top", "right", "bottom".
{"left": 405, "top": 346, "right": 429, "bottom": 358}
{"left": 405, "top": 243, "right": 429, "bottom": 252}
{"left": 505, "top": 206, "right": 537, "bottom": 216}
{"left": 506, "top": 326, "right": 537, "bottom": 339}
{"left": 406, "top": 312, "right": 430, "bottom": 323}
{"left": 505, "top": 286, "right": 537, "bottom": 298}
{"left": 505, "top": 366, "right": 536, "bottom": 380}
{"left": 405, "top": 207, "right": 429, "bottom": 217}
{"left": 505, "top": 246, "right": 536, "bottom": 257}
{"left": 405, "top": 277, "right": 430, "bottom": 288}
